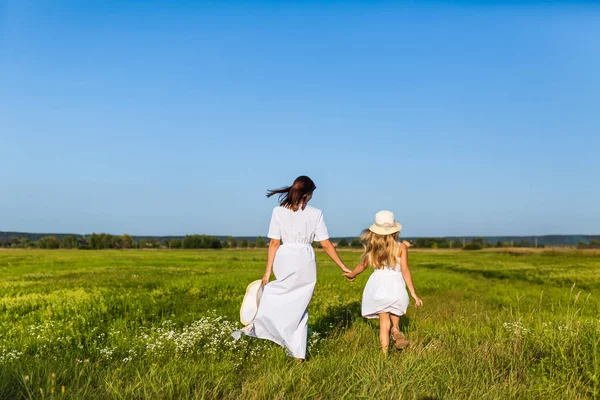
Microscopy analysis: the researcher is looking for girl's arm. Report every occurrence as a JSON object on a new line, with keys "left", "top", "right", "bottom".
{"left": 262, "top": 239, "right": 281, "bottom": 284}
{"left": 399, "top": 243, "right": 423, "bottom": 307}
{"left": 320, "top": 240, "right": 351, "bottom": 274}
{"left": 344, "top": 258, "right": 369, "bottom": 281}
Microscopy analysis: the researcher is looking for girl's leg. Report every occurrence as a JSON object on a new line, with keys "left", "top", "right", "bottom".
{"left": 390, "top": 314, "right": 400, "bottom": 331}
{"left": 378, "top": 313, "right": 391, "bottom": 354}
{"left": 390, "top": 314, "right": 408, "bottom": 349}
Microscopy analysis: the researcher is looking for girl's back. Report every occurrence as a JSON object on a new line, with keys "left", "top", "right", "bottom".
{"left": 344, "top": 210, "right": 422, "bottom": 353}
{"left": 361, "top": 242, "right": 409, "bottom": 319}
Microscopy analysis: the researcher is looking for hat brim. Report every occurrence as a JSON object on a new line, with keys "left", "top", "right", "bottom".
{"left": 368, "top": 222, "right": 402, "bottom": 235}
{"left": 240, "top": 279, "right": 264, "bottom": 326}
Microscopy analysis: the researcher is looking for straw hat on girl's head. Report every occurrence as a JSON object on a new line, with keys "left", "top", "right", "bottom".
{"left": 369, "top": 210, "right": 402, "bottom": 235}
{"left": 240, "top": 280, "right": 264, "bottom": 325}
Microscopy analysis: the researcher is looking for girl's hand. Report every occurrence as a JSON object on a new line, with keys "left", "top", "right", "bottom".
{"left": 412, "top": 295, "right": 423, "bottom": 308}
{"left": 343, "top": 271, "right": 355, "bottom": 282}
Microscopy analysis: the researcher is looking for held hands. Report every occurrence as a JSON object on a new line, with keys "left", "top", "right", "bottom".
{"left": 343, "top": 271, "right": 355, "bottom": 282}
{"left": 340, "top": 265, "right": 355, "bottom": 281}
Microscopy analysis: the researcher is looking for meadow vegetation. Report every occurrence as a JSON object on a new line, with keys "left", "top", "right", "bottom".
{"left": 0, "top": 249, "right": 598, "bottom": 399}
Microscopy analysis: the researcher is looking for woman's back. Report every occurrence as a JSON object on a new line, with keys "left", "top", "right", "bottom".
{"left": 267, "top": 205, "right": 329, "bottom": 245}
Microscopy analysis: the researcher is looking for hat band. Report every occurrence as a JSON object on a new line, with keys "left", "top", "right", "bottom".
{"left": 376, "top": 221, "right": 396, "bottom": 228}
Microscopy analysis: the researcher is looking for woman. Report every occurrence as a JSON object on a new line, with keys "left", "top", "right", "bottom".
{"left": 234, "top": 176, "right": 350, "bottom": 360}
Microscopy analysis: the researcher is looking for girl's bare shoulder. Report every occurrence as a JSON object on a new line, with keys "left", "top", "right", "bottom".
{"left": 397, "top": 241, "right": 409, "bottom": 257}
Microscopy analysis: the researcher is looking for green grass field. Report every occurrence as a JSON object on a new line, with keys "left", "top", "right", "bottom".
{"left": 0, "top": 249, "right": 599, "bottom": 399}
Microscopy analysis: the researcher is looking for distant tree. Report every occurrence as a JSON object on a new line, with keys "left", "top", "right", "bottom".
{"left": 38, "top": 236, "right": 59, "bottom": 249}
{"left": 88, "top": 233, "right": 120, "bottom": 249}
{"left": 227, "top": 236, "right": 238, "bottom": 248}
{"left": 60, "top": 235, "right": 77, "bottom": 249}
{"left": 19, "top": 238, "right": 30, "bottom": 248}
{"left": 121, "top": 234, "right": 134, "bottom": 249}
{"left": 350, "top": 238, "right": 362, "bottom": 249}
{"left": 149, "top": 238, "right": 160, "bottom": 248}
{"left": 255, "top": 236, "right": 266, "bottom": 248}
{"left": 450, "top": 240, "right": 463, "bottom": 249}
{"left": 502, "top": 241, "right": 511, "bottom": 248}
{"left": 78, "top": 237, "right": 90, "bottom": 250}
{"left": 221, "top": 240, "right": 229, "bottom": 248}
{"left": 437, "top": 239, "right": 450, "bottom": 249}
{"left": 337, "top": 238, "right": 349, "bottom": 248}
{"left": 163, "top": 239, "right": 170, "bottom": 248}
{"left": 209, "top": 237, "right": 223, "bottom": 249}
{"left": 472, "top": 238, "right": 484, "bottom": 247}
{"left": 312, "top": 241, "right": 322, "bottom": 249}
{"left": 239, "top": 238, "right": 249, "bottom": 248}
{"left": 171, "top": 239, "right": 182, "bottom": 249}
{"left": 89, "top": 233, "right": 100, "bottom": 249}
{"left": 183, "top": 235, "right": 198, "bottom": 248}
{"left": 431, "top": 242, "right": 438, "bottom": 249}
{"left": 580, "top": 240, "right": 600, "bottom": 250}
{"left": 112, "top": 236, "right": 124, "bottom": 249}
{"left": 248, "top": 241, "right": 256, "bottom": 248}
{"left": 463, "top": 239, "right": 482, "bottom": 251}
{"left": 415, "top": 238, "right": 437, "bottom": 248}
{"left": 139, "top": 239, "right": 148, "bottom": 248}
{"left": 10, "top": 237, "right": 20, "bottom": 248}
{"left": 102, "top": 234, "right": 114, "bottom": 249}
{"left": 182, "top": 235, "right": 222, "bottom": 249}
{"left": 496, "top": 241, "right": 503, "bottom": 248}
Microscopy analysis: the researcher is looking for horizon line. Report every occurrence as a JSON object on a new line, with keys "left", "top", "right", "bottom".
{"left": 2, "top": 230, "right": 599, "bottom": 239}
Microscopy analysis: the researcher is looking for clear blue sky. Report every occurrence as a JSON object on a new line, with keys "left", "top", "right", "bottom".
{"left": 1, "top": 1, "right": 599, "bottom": 237}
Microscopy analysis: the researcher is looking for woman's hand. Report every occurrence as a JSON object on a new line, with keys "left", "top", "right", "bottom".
{"left": 340, "top": 265, "right": 352, "bottom": 274}
{"left": 320, "top": 240, "right": 351, "bottom": 276}
{"left": 412, "top": 294, "right": 423, "bottom": 308}
{"left": 262, "top": 272, "right": 270, "bottom": 285}
{"left": 343, "top": 271, "right": 355, "bottom": 282}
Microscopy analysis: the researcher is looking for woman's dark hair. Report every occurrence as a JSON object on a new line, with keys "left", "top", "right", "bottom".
{"left": 266, "top": 176, "right": 316, "bottom": 211}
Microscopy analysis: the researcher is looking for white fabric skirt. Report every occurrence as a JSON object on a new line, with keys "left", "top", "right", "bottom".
{"left": 362, "top": 268, "right": 409, "bottom": 319}
{"left": 233, "top": 243, "right": 316, "bottom": 359}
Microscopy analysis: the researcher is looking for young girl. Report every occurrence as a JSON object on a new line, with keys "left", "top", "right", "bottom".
{"left": 344, "top": 210, "right": 423, "bottom": 353}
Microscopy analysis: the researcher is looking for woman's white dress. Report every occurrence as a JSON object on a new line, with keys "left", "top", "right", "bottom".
{"left": 361, "top": 249, "right": 410, "bottom": 319}
{"left": 233, "top": 205, "right": 329, "bottom": 359}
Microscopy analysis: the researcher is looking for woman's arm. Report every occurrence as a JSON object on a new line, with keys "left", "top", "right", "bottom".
{"left": 320, "top": 240, "right": 351, "bottom": 274}
{"left": 344, "top": 258, "right": 369, "bottom": 281}
{"left": 262, "top": 239, "right": 281, "bottom": 284}
{"left": 399, "top": 243, "right": 423, "bottom": 307}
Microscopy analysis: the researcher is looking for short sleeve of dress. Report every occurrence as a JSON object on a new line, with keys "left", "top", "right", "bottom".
{"left": 267, "top": 208, "right": 281, "bottom": 240}
{"left": 314, "top": 211, "right": 330, "bottom": 242}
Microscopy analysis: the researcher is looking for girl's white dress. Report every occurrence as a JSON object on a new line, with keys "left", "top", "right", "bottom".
{"left": 361, "top": 247, "right": 410, "bottom": 318}
{"left": 233, "top": 205, "right": 329, "bottom": 359}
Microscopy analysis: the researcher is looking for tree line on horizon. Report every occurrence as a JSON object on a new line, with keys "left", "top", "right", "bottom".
{"left": 5, "top": 233, "right": 592, "bottom": 251}
{"left": 0, "top": 234, "right": 272, "bottom": 250}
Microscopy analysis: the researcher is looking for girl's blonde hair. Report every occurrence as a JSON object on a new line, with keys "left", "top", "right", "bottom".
{"left": 360, "top": 229, "right": 399, "bottom": 269}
